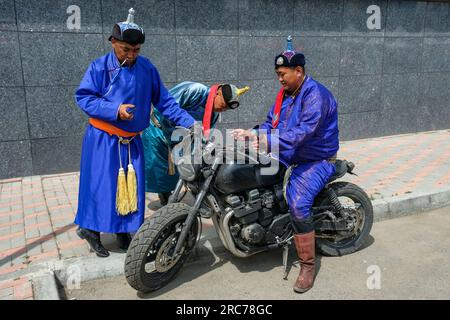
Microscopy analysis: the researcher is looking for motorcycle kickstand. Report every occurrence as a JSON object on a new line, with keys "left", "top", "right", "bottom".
{"left": 282, "top": 243, "right": 290, "bottom": 280}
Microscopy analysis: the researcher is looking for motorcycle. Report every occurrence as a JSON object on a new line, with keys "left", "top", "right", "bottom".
{"left": 124, "top": 128, "right": 373, "bottom": 293}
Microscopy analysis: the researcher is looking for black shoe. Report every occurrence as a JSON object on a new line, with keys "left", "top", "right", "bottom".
{"left": 76, "top": 227, "right": 110, "bottom": 258}
{"left": 158, "top": 192, "right": 171, "bottom": 206}
{"left": 116, "top": 233, "right": 132, "bottom": 250}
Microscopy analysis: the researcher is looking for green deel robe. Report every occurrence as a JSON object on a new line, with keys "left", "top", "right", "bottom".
{"left": 142, "top": 81, "right": 219, "bottom": 193}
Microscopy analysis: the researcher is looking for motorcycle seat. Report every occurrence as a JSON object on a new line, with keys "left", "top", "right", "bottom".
{"left": 328, "top": 159, "right": 355, "bottom": 183}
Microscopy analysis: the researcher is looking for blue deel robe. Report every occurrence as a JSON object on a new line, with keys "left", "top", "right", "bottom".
{"left": 142, "top": 81, "right": 219, "bottom": 193}
{"left": 74, "top": 51, "right": 195, "bottom": 233}
{"left": 257, "top": 76, "right": 339, "bottom": 221}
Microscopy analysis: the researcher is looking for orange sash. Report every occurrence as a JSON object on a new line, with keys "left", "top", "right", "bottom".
{"left": 89, "top": 118, "right": 140, "bottom": 137}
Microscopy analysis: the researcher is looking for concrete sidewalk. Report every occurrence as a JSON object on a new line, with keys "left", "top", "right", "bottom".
{"left": 1, "top": 129, "right": 450, "bottom": 300}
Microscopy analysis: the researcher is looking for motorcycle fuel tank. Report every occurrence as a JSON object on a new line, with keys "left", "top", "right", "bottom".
{"left": 214, "top": 162, "right": 285, "bottom": 194}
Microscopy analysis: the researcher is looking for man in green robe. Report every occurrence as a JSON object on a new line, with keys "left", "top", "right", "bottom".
{"left": 142, "top": 81, "right": 249, "bottom": 205}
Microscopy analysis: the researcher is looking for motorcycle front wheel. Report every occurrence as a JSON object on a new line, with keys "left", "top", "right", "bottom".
{"left": 124, "top": 203, "right": 199, "bottom": 293}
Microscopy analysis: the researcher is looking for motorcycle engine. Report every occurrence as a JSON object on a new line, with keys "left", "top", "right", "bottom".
{"left": 240, "top": 223, "right": 266, "bottom": 245}
{"left": 225, "top": 187, "right": 288, "bottom": 247}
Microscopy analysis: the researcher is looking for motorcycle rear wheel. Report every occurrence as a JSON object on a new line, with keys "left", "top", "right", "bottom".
{"left": 314, "top": 182, "right": 373, "bottom": 256}
{"left": 124, "top": 203, "right": 199, "bottom": 293}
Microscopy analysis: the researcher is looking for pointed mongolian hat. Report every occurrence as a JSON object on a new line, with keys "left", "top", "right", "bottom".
{"left": 220, "top": 84, "right": 250, "bottom": 109}
{"left": 109, "top": 8, "right": 145, "bottom": 45}
{"left": 274, "top": 35, "right": 305, "bottom": 68}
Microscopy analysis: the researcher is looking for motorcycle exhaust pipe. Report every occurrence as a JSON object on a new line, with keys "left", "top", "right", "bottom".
{"left": 220, "top": 209, "right": 260, "bottom": 258}
{"left": 214, "top": 210, "right": 286, "bottom": 256}
{"left": 211, "top": 214, "right": 230, "bottom": 252}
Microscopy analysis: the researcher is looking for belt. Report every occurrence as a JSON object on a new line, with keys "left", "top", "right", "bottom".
{"left": 295, "top": 155, "right": 337, "bottom": 165}
{"left": 89, "top": 118, "right": 140, "bottom": 216}
{"left": 89, "top": 118, "right": 140, "bottom": 137}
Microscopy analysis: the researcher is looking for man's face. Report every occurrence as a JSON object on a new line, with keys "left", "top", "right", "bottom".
{"left": 213, "top": 87, "right": 228, "bottom": 112}
{"left": 275, "top": 66, "right": 303, "bottom": 93}
{"left": 111, "top": 39, "right": 141, "bottom": 66}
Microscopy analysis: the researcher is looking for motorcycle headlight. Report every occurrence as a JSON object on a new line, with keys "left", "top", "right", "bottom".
{"left": 177, "top": 158, "right": 197, "bottom": 181}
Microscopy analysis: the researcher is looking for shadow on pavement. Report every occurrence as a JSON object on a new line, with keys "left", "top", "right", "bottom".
{"left": 132, "top": 231, "right": 375, "bottom": 299}
{"left": 136, "top": 240, "right": 229, "bottom": 299}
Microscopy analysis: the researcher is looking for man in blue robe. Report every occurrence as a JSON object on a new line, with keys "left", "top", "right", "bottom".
{"left": 233, "top": 37, "right": 339, "bottom": 293}
{"left": 143, "top": 82, "right": 249, "bottom": 205}
{"left": 74, "top": 9, "right": 195, "bottom": 257}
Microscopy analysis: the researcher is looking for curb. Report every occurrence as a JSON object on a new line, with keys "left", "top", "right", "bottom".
{"left": 53, "top": 231, "right": 225, "bottom": 284}
{"left": 27, "top": 231, "right": 223, "bottom": 300}
{"left": 31, "top": 271, "right": 60, "bottom": 300}
{"left": 54, "top": 253, "right": 126, "bottom": 285}
{"left": 15, "top": 187, "right": 450, "bottom": 299}
{"left": 372, "top": 187, "right": 450, "bottom": 222}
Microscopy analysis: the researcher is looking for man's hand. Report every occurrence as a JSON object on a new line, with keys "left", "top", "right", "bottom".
{"left": 251, "top": 136, "right": 259, "bottom": 151}
{"left": 119, "top": 104, "right": 135, "bottom": 120}
{"left": 231, "top": 129, "right": 252, "bottom": 140}
{"left": 232, "top": 128, "right": 259, "bottom": 151}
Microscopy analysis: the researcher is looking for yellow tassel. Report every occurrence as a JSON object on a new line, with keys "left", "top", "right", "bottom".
{"left": 116, "top": 167, "right": 130, "bottom": 215}
{"left": 127, "top": 163, "right": 138, "bottom": 213}
{"left": 168, "top": 148, "right": 175, "bottom": 176}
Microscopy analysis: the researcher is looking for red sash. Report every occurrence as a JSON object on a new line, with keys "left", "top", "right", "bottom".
{"left": 272, "top": 87, "right": 285, "bottom": 129}
{"left": 202, "top": 84, "right": 219, "bottom": 139}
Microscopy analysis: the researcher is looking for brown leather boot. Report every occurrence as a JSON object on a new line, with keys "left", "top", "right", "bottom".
{"left": 293, "top": 231, "right": 316, "bottom": 293}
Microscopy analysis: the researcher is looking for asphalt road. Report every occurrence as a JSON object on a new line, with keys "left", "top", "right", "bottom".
{"left": 65, "top": 205, "right": 450, "bottom": 300}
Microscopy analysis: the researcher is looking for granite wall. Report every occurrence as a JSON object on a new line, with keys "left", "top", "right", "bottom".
{"left": 1, "top": 0, "right": 449, "bottom": 178}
